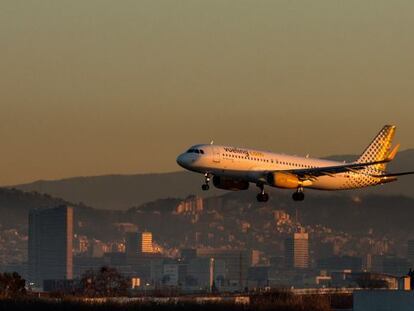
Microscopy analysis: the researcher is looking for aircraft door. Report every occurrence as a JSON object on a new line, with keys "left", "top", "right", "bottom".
{"left": 213, "top": 147, "right": 221, "bottom": 163}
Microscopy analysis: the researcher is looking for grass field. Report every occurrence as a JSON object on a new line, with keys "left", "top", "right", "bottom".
{"left": 0, "top": 292, "right": 353, "bottom": 311}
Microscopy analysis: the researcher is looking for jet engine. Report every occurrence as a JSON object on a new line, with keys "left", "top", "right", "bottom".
{"left": 267, "top": 172, "right": 301, "bottom": 189}
{"left": 212, "top": 176, "right": 249, "bottom": 191}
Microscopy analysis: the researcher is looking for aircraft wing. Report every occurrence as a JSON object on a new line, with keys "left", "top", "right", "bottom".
{"left": 279, "top": 159, "right": 391, "bottom": 180}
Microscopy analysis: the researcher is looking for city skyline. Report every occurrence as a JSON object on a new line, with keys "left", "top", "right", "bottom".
{"left": 1, "top": 1, "right": 414, "bottom": 185}
{"left": 1, "top": 183, "right": 414, "bottom": 296}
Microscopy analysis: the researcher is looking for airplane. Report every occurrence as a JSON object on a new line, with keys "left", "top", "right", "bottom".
{"left": 176, "top": 125, "right": 414, "bottom": 202}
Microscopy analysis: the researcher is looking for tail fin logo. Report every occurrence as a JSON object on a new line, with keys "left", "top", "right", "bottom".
{"left": 356, "top": 125, "right": 396, "bottom": 171}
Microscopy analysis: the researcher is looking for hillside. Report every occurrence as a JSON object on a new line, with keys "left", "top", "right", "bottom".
{"left": 12, "top": 172, "right": 226, "bottom": 210}
{"left": 0, "top": 188, "right": 125, "bottom": 241}
{"left": 1, "top": 187, "right": 414, "bottom": 254}
{"left": 0, "top": 188, "right": 70, "bottom": 229}
{"left": 11, "top": 149, "right": 414, "bottom": 210}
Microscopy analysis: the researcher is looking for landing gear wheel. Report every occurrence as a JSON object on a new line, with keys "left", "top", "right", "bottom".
{"left": 292, "top": 191, "right": 305, "bottom": 201}
{"left": 256, "top": 193, "right": 269, "bottom": 202}
{"left": 256, "top": 184, "right": 269, "bottom": 202}
{"left": 202, "top": 173, "right": 211, "bottom": 191}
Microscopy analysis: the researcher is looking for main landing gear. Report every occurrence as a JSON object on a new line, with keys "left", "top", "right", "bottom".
{"left": 292, "top": 187, "right": 305, "bottom": 201}
{"left": 201, "top": 173, "right": 210, "bottom": 191}
{"left": 256, "top": 184, "right": 269, "bottom": 202}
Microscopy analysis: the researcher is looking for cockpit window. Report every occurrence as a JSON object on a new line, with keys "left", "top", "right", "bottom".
{"left": 187, "top": 148, "right": 204, "bottom": 154}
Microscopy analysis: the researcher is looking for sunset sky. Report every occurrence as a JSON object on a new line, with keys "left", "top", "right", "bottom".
{"left": 1, "top": 1, "right": 413, "bottom": 185}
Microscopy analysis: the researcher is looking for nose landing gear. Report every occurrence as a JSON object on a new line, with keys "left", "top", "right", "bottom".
{"left": 256, "top": 184, "right": 269, "bottom": 202}
{"left": 292, "top": 187, "right": 305, "bottom": 201}
{"left": 201, "top": 173, "right": 211, "bottom": 191}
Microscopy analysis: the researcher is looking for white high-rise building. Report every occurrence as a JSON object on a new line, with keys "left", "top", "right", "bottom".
{"left": 285, "top": 230, "right": 309, "bottom": 269}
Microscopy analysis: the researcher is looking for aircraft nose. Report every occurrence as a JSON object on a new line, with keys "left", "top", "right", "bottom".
{"left": 176, "top": 153, "right": 186, "bottom": 168}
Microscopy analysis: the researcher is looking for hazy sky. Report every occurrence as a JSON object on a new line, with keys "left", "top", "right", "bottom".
{"left": 0, "top": 1, "right": 413, "bottom": 185}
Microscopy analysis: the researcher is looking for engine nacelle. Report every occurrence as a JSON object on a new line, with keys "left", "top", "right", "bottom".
{"left": 267, "top": 172, "right": 300, "bottom": 189}
{"left": 212, "top": 176, "right": 249, "bottom": 191}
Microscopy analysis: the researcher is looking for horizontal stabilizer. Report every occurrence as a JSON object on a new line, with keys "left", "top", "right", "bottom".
{"left": 386, "top": 144, "right": 400, "bottom": 161}
{"left": 377, "top": 171, "right": 414, "bottom": 178}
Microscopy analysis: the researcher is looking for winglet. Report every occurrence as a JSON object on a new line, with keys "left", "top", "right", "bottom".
{"left": 386, "top": 144, "right": 400, "bottom": 161}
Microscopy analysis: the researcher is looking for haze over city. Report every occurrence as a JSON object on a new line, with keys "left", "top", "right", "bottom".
{"left": 1, "top": 0, "right": 413, "bottom": 186}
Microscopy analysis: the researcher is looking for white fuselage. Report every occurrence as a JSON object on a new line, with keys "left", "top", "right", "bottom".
{"left": 176, "top": 144, "right": 393, "bottom": 190}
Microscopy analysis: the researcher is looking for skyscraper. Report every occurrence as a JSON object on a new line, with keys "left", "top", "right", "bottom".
{"left": 407, "top": 240, "right": 414, "bottom": 267}
{"left": 125, "top": 231, "right": 154, "bottom": 257}
{"left": 141, "top": 232, "right": 153, "bottom": 253}
{"left": 285, "top": 230, "right": 309, "bottom": 269}
{"left": 28, "top": 206, "right": 73, "bottom": 287}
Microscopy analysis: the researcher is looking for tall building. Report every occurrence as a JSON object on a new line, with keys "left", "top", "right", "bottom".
{"left": 126, "top": 231, "right": 154, "bottom": 257}
{"left": 285, "top": 230, "right": 309, "bottom": 269}
{"left": 407, "top": 240, "right": 414, "bottom": 266}
{"left": 28, "top": 206, "right": 73, "bottom": 288}
{"left": 142, "top": 232, "right": 153, "bottom": 253}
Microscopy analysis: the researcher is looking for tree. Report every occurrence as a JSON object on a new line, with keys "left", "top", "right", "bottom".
{"left": 78, "top": 266, "right": 129, "bottom": 297}
{"left": 0, "top": 272, "right": 26, "bottom": 298}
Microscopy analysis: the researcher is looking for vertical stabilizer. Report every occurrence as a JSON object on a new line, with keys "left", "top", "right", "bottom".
{"left": 356, "top": 125, "right": 396, "bottom": 172}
